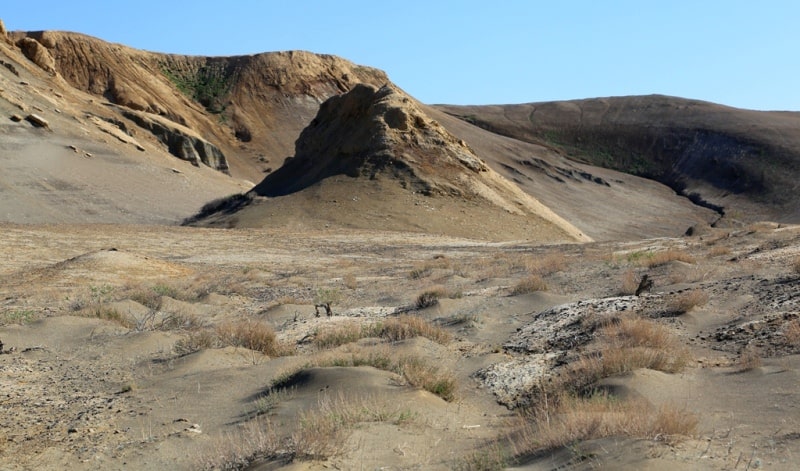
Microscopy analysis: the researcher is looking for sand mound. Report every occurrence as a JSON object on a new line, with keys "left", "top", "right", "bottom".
{"left": 50, "top": 248, "right": 192, "bottom": 281}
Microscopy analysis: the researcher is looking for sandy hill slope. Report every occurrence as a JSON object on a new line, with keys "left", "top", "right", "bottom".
{"left": 189, "top": 84, "right": 591, "bottom": 243}
{"left": 436, "top": 95, "right": 800, "bottom": 224}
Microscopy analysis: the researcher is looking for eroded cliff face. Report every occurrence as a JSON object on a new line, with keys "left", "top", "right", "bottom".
{"left": 8, "top": 30, "right": 389, "bottom": 178}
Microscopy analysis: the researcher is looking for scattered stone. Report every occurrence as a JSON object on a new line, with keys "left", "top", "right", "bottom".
{"left": 10, "top": 114, "right": 22, "bottom": 122}
{"left": 25, "top": 114, "right": 50, "bottom": 129}
{"left": 0, "top": 60, "right": 19, "bottom": 76}
{"left": 68, "top": 145, "right": 79, "bottom": 153}
{"left": 184, "top": 424, "right": 202, "bottom": 434}
{"left": 170, "top": 168, "right": 181, "bottom": 174}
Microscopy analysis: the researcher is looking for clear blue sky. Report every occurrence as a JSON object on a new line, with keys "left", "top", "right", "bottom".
{"left": 3, "top": 1, "right": 799, "bottom": 110}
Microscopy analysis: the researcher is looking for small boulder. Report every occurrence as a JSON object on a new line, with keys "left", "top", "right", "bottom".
{"left": 25, "top": 113, "right": 50, "bottom": 129}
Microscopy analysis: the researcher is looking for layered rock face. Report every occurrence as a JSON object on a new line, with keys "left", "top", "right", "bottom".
{"left": 7, "top": 30, "right": 389, "bottom": 178}
{"left": 254, "top": 84, "right": 488, "bottom": 197}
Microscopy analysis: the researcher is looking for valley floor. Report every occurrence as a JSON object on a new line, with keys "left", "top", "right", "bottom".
{"left": 1, "top": 223, "right": 799, "bottom": 470}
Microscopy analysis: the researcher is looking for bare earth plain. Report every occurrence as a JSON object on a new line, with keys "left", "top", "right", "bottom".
{"left": 1, "top": 222, "right": 799, "bottom": 470}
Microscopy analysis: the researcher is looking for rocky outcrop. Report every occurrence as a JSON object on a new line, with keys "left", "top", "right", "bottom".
{"left": 0, "top": 19, "right": 10, "bottom": 45}
{"left": 16, "top": 37, "right": 56, "bottom": 74}
{"left": 249, "top": 83, "right": 590, "bottom": 242}
{"left": 121, "top": 110, "right": 228, "bottom": 172}
{"left": 253, "top": 83, "right": 488, "bottom": 197}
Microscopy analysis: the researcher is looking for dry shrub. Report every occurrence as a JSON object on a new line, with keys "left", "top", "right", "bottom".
{"left": 783, "top": 319, "right": 800, "bottom": 346}
{"left": 175, "top": 329, "right": 217, "bottom": 355}
{"left": 525, "top": 253, "right": 567, "bottom": 276}
{"left": 736, "top": 345, "right": 762, "bottom": 372}
{"left": 620, "top": 269, "right": 639, "bottom": 295}
{"left": 516, "top": 393, "right": 697, "bottom": 453}
{"left": 216, "top": 320, "right": 285, "bottom": 355}
{"left": 793, "top": 256, "right": 800, "bottom": 275}
{"left": 415, "top": 285, "right": 448, "bottom": 309}
{"left": 643, "top": 249, "right": 696, "bottom": 268}
{"left": 511, "top": 275, "right": 548, "bottom": 295}
{"left": 377, "top": 315, "right": 451, "bottom": 344}
{"left": 666, "top": 289, "right": 709, "bottom": 314}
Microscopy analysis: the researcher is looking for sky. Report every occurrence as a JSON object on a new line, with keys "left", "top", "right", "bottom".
{"left": 3, "top": 1, "right": 799, "bottom": 111}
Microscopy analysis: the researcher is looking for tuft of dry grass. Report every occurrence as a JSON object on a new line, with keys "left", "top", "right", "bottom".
{"left": 792, "top": 256, "right": 800, "bottom": 275}
{"left": 708, "top": 245, "right": 732, "bottom": 257}
{"left": 216, "top": 320, "right": 292, "bottom": 356}
{"left": 409, "top": 255, "right": 452, "bottom": 280}
{"left": 201, "top": 392, "right": 415, "bottom": 468}
{"left": 524, "top": 253, "right": 567, "bottom": 276}
{"left": 643, "top": 249, "right": 696, "bottom": 268}
{"left": 515, "top": 393, "right": 697, "bottom": 454}
{"left": 312, "top": 314, "right": 458, "bottom": 349}
{"left": 783, "top": 319, "right": 800, "bottom": 346}
{"left": 620, "top": 269, "right": 639, "bottom": 295}
{"left": 377, "top": 315, "right": 452, "bottom": 344}
{"left": 666, "top": 289, "right": 709, "bottom": 315}
{"left": 89, "top": 305, "right": 134, "bottom": 328}
{"left": 313, "top": 321, "right": 370, "bottom": 349}
{"left": 559, "top": 316, "right": 690, "bottom": 393}
{"left": 175, "top": 320, "right": 294, "bottom": 356}
{"left": 510, "top": 275, "right": 548, "bottom": 295}
{"left": 398, "top": 356, "right": 457, "bottom": 401}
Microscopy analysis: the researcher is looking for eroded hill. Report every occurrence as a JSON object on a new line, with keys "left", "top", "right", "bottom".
{"left": 189, "top": 83, "right": 591, "bottom": 243}
{"left": 436, "top": 95, "right": 800, "bottom": 224}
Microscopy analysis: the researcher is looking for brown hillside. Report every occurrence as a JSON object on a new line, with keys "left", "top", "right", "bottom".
{"left": 9, "top": 30, "right": 389, "bottom": 181}
{"left": 192, "top": 84, "right": 591, "bottom": 243}
{"left": 436, "top": 95, "right": 800, "bottom": 223}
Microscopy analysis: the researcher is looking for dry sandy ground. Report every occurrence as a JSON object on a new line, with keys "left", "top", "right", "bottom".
{"left": 1, "top": 222, "right": 799, "bottom": 470}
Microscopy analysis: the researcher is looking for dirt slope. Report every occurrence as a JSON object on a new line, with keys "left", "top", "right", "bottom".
{"left": 436, "top": 96, "right": 800, "bottom": 224}
{"left": 192, "top": 84, "right": 591, "bottom": 243}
